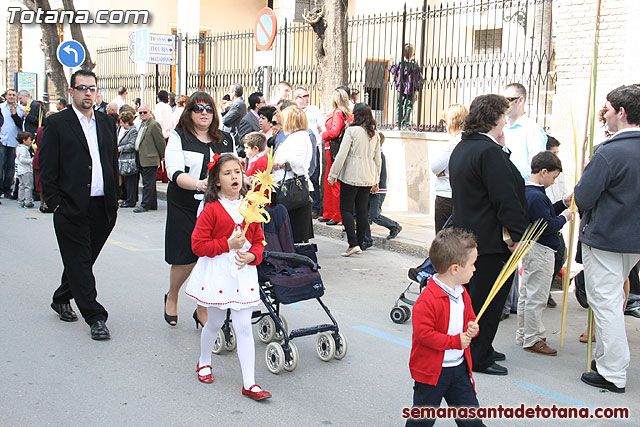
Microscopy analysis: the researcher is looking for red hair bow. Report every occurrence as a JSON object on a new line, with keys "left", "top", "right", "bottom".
{"left": 207, "top": 153, "right": 220, "bottom": 171}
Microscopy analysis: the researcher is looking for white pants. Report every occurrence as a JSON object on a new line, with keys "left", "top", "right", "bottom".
{"left": 582, "top": 244, "right": 640, "bottom": 388}
{"left": 516, "top": 242, "right": 554, "bottom": 347}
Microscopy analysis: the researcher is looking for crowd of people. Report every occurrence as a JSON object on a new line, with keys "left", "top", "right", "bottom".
{"left": 3, "top": 69, "right": 639, "bottom": 412}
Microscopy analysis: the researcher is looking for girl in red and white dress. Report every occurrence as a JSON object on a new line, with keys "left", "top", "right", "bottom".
{"left": 184, "top": 153, "right": 271, "bottom": 400}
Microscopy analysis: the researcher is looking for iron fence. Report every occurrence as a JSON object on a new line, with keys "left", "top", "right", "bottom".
{"left": 95, "top": 0, "right": 554, "bottom": 130}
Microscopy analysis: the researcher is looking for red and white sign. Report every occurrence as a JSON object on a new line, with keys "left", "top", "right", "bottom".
{"left": 254, "top": 7, "right": 277, "bottom": 51}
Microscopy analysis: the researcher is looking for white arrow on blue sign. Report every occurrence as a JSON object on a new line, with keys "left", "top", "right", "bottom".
{"left": 135, "top": 29, "right": 149, "bottom": 62}
{"left": 56, "top": 40, "right": 86, "bottom": 68}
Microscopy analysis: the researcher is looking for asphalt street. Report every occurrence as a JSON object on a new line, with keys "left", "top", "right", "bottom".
{"left": 1, "top": 200, "right": 638, "bottom": 427}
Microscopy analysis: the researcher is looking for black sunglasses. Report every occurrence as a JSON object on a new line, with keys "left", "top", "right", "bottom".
{"left": 505, "top": 96, "right": 521, "bottom": 102}
{"left": 192, "top": 104, "right": 214, "bottom": 114}
{"left": 73, "top": 85, "right": 97, "bottom": 92}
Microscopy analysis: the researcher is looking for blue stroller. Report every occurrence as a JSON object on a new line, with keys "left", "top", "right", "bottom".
{"left": 213, "top": 204, "right": 347, "bottom": 373}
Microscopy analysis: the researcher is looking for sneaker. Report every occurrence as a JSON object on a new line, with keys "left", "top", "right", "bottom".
{"left": 387, "top": 225, "right": 402, "bottom": 240}
{"left": 24, "top": 202, "right": 34, "bottom": 208}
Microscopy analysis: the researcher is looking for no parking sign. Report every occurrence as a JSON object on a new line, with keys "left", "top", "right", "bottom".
{"left": 254, "top": 7, "right": 277, "bottom": 51}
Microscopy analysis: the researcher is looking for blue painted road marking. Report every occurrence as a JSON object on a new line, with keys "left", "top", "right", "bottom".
{"left": 352, "top": 325, "right": 411, "bottom": 348}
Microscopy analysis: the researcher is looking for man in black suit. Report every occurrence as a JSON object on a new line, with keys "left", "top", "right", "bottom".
{"left": 39, "top": 69, "right": 119, "bottom": 341}
{"left": 18, "top": 90, "right": 42, "bottom": 137}
{"left": 237, "top": 91, "right": 265, "bottom": 143}
{"left": 222, "top": 83, "right": 247, "bottom": 156}
{"left": 449, "top": 94, "right": 528, "bottom": 375}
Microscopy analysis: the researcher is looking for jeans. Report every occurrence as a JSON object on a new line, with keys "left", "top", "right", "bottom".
{"left": 364, "top": 192, "right": 399, "bottom": 243}
{"left": 0, "top": 145, "right": 16, "bottom": 194}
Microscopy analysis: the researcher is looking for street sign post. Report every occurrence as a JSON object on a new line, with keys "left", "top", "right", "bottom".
{"left": 254, "top": 7, "right": 277, "bottom": 100}
{"left": 56, "top": 40, "right": 86, "bottom": 68}
{"left": 129, "top": 32, "right": 176, "bottom": 65}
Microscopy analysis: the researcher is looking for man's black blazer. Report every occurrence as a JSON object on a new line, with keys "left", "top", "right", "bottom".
{"left": 39, "top": 106, "right": 118, "bottom": 222}
{"left": 449, "top": 132, "right": 529, "bottom": 255}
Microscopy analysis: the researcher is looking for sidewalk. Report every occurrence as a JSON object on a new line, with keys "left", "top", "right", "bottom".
{"left": 155, "top": 182, "right": 434, "bottom": 258}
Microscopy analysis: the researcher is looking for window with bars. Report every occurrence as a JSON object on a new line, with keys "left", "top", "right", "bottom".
{"left": 474, "top": 28, "right": 502, "bottom": 54}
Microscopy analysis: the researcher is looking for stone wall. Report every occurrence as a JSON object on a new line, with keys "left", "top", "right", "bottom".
{"left": 551, "top": 0, "right": 640, "bottom": 182}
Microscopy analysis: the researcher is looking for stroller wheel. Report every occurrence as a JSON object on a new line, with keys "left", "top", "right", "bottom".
{"left": 283, "top": 342, "right": 299, "bottom": 372}
{"left": 212, "top": 330, "right": 225, "bottom": 354}
{"left": 333, "top": 331, "right": 348, "bottom": 360}
{"left": 224, "top": 324, "right": 237, "bottom": 352}
{"left": 390, "top": 307, "right": 407, "bottom": 324}
{"left": 257, "top": 316, "right": 276, "bottom": 344}
{"left": 274, "top": 314, "right": 288, "bottom": 341}
{"left": 265, "top": 342, "right": 285, "bottom": 374}
{"left": 316, "top": 332, "right": 336, "bottom": 362}
{"left": 401, "top": 305, "right": 412, "bottom": 320}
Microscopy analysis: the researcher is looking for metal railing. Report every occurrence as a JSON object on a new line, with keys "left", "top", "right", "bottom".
{"left": 96, "top": 0, "right": 554, "bottom": 130}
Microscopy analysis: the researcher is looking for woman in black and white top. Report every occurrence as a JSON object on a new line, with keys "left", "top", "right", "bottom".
{"left": 163, "top": 92, "right": 235, "bottom": 327}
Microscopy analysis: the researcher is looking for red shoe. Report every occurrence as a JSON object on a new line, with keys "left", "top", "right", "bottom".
{"left": 196, "top": 363, "right": 214, "bottom": 383}
{"left": 242, "top": 384, "right": 272, "bottom": 400}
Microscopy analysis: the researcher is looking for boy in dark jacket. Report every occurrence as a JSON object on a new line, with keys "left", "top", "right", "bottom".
{"left": 405, "top": 228, "right": 482, "bottom": 427}
{"left": 362, "top": 135, "right": 401, "bottom": 249}
{"left": 516, "top": 151, "right": 573, "bottom": 356}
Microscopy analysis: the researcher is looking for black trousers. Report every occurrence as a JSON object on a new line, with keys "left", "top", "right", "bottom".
{"left": 122, "top": 173, "right": 139, "bottom": 206}
{"left": 434, "top": 195, "right": 453, "bottom": 232}
{"left": 140, "top": 165, "right": 158, "bottom": 210}
{"left": 405, "top": 364, "right": 484, "bottom": 427}
{"left": 339, "top": 181, "right": 371, "bottom": 248}
{"left": 52, "top": 197, "right": 115, "bottom": 325}
{"left": 464, "top": 253, "right": 512, "bottom": 370}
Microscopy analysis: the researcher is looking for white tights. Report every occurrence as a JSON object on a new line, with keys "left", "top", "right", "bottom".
{"left": 198, "top": 306, "right": 257, "bottom": 390}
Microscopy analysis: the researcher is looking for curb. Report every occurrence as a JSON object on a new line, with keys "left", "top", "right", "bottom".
{"left": 156, "top": 184, "right": 427, "bottom": 259}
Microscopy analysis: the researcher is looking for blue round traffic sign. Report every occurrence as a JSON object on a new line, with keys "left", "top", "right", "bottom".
{"left": 57, "top": 40, "right": 86, "bottom": 68}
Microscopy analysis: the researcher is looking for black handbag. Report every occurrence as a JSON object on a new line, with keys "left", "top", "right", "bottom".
{"left": 118, "top": 158, "right": 137, "bottom": 176}
{"left": 329, "top": 112, "right": 347, "bottom": 162}
{"left": 274, "top": 164, "right": 310, "bottom": 210}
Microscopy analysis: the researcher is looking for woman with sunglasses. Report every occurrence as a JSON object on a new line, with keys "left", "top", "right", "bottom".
{"left": 163, "top": 92, "right": 235, "bottom": 327}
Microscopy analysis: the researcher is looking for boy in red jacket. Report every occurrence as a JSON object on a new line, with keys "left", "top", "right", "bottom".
{"left": 406, "top": 228, "right": 483, "bottom": 426}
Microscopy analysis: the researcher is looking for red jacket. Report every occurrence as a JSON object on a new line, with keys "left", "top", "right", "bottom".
{"left": 321, "top": 109, "right": 352, "bottom": 148}
{"left": 409, "top": 277, "right": 476, "bottom": 389}
{"left": 191, "top": 200, "right": 265, "bottom": 265}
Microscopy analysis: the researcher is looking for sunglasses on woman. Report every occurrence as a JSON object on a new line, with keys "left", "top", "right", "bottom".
{"left": 192, "top": 104, "right": 214, "bottom": 114}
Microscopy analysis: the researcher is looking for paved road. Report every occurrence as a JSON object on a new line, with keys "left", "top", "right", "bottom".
{"left": 1, "top": 200, "right": 637, "bottom": 426}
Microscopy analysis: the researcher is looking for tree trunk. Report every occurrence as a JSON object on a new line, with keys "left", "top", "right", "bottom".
{"left": 21, "top": 0, "right": 94, "bottom": 102}
{"left": 62, "top": 0, "right": 95, "bottom": 70}
{"left": 305, "top": 0, "right": 348, "bottom": 111}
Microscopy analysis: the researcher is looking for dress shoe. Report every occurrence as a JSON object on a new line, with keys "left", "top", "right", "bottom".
{"left": 581, "top": 372, "right": 624, "bottom": 393}
{"left": 318, "top": 217, "right": 330, "bottom": 223}
{"left": 196, "top": 362, "right": 214, "bottom": 383}
{"left": 90, "top": 320, "right": 111, "bottom": 340}
{"left": 473, "top": 363, "right": 508, "bottom": 376}
{"left": 387, "top": 225, "right": 402, "bottom": 240}
{"left": 119, "top": 202, "right": 134, "bottom": 208}
{"left": 361, "top": 241, "right": 373, "bottom": 251}
{"left": 193, "top": 309, "right": 204, "bottom": 329}
{"left": 311, "top": 212, "right": 319, "bottom": 220}
{"left": 242, "top": 384, "right": 272, "bottom": 401}
{"left": 341, "top": 246, "right": 362, "bottom": 257}
{"left": 547, "top": 295, "right": 557, "bottom": 308}
{"left": 164, "top": 294, "right": 177, "bottom": 326}
{"left": 326, "top": 220, "right": 339, "bottom": 225}
{"left": 50, "top": 302, "right": 78, "bottom": 322}
{"left": 133, "top": 206, "right": 149, "bottom": 213}
{"left": 499, "top": 313, "right": 509, "bottom": 321}
{"left": 524, "top": 340, "right": 557, "bottom": 356}
{"left": 492, "top": 350, "right": 506, "bottom": 362}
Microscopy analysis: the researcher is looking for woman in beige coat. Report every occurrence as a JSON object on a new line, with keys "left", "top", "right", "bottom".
{"left": 328, "top": 103, "right": 382, "bottom": 256}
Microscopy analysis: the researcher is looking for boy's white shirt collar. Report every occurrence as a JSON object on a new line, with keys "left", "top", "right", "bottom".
{"left": 433, "top": 274, "right": 464, "bottom": 300}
